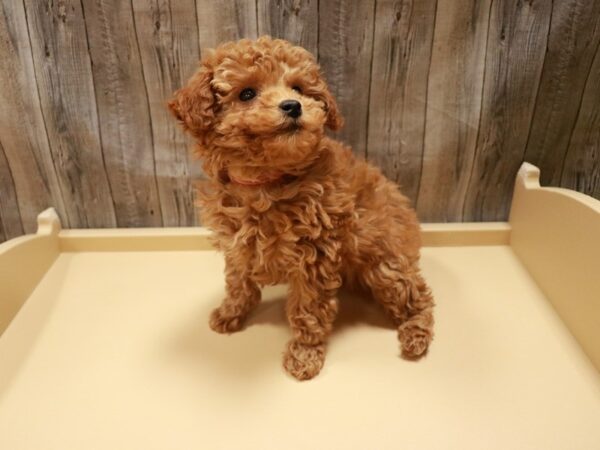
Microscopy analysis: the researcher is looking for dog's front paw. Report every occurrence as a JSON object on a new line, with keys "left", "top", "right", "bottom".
{"left": 398, "top": 323, "right": 432, "bottom": 360}
{"left": 283, "top": 340, "right": 325, "bottom": 381}
{"left": 209, "top": 307, "right": 245, "bottom": 334}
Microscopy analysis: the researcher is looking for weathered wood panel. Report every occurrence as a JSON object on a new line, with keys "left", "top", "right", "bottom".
{"left": 257, "top": 0, "right": 318, "bottom": 55}
{"left": 366, "top": 0, "right": 437, "bottom": 205}
{"left": 81, "top": 0, "right": 163, "bottom": 227}
{"left": 0, "top": 0, "right": 66, "bottom": 232}
{"left": 462, "top": 0, "right": 552, "bottom": 221}
{"left": 561, "top": 41, "right": 600, "bottom": 199}
{"left": 23, "top": 0, "right": 116, "bottom": 228}
{"left": 319, "top": 0, "right": 376, "bottom": 157}
{"left": 524, "top": 0, "right": 600, "bottom": 187}
{"left": 0, "top": 141, "right": 23, "bottom": 241}
{"left": 132, "top": 0, "right": 199, "bottom": 226}
{"left": 1, "top": 1, "right": 600, "bottom": 243}
{"left": 196, "top": 0, "right": 258, "bottom": 51}
{"left": 417, "top": 0, "right": 492, "bottom": 222}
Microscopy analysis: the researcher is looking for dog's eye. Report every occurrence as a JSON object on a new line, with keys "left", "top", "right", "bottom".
{"left": 292, "top": 85, "right": 302, "bottom": 94}
{"left": 239, "top": 88, "right": 256, "bottom": 102}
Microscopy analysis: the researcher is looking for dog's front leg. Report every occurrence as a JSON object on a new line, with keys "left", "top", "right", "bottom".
{"left": 209, "top": 255, "right": 261, "bottom": 334}
{"left": 284, "top": 254, "right": 341, "bottom": 380}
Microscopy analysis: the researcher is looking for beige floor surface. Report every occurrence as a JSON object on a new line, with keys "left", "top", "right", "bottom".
{"left": 0, "top": 247, "right": 599, "bottom": 449}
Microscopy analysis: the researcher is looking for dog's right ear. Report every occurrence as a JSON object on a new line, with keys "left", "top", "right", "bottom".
{"left": 168, "top": 65, "right": 216, "bottom": 138}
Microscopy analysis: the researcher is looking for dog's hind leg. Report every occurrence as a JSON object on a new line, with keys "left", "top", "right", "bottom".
{"left": 360, "top": 257, "right": 434, "bottom": 359}
{"left": 209, "top": 256, "right": 261, "bottom": 334}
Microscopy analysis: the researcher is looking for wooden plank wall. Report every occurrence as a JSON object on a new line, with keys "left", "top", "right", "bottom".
{"left": 1, "top": 0, "right": 599, "bottom": 242}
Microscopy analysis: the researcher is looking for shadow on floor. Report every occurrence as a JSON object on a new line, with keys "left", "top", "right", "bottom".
{"left": 245, "top": 287, "right": 396, "bottom": 333}
{"left": 163, "top": 287, "right": 396, "bottom": 384}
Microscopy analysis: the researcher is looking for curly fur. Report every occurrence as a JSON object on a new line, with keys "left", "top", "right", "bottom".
{"left": 169, "top": 36, "right": 434, "bottom": 380}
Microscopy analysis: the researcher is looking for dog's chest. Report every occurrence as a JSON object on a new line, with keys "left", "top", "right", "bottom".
{"left": 223, "top": 201, "right": 330, "bottom": 285}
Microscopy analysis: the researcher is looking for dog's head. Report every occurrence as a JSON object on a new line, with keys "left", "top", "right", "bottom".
{"left": 168, "top": 36, "right": 342, "bottom": 182}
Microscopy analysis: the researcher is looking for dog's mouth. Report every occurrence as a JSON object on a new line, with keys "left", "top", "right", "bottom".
{"left": 279, "top": 120, "right": 302, "bottom": 133}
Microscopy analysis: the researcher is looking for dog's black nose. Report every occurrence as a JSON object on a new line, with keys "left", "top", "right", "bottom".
{"left": 279, "top": 99, "right": 302, "bottom": 118}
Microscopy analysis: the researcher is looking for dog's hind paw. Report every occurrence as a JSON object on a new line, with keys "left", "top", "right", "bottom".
{"left": 283, "top": 340, "right": 325, "bottom": 381}
{"left": 209, "top": 307, "right": 245, "bottom": 334}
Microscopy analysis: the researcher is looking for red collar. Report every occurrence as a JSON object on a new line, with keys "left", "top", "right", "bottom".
{"left": 228, "top": 173, "right": 284, "bottom": 187}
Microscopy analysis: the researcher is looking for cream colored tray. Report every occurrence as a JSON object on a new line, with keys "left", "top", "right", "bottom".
{"left": 1, "top": 163, "right": 599, "bottom": 450}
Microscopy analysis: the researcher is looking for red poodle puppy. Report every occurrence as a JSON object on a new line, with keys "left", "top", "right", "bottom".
{"left": 169, "top": 36, "right": 434, "bottom": 380}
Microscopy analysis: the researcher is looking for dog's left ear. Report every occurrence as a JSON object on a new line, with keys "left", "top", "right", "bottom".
{"left": 315, "top": 81, "right": 344, "bottom": 131}
{"left": 320, "top": 90, "right": 344, "bottom": 131}
{"left": 168, "top": 64, "right": 216, "bottom": 139}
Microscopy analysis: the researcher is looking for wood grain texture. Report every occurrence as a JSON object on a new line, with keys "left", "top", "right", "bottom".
{"left": 23, "top": 0, "right": 116, "bottom": 228}
{"left": 1, "top": 1, "right": 600, "bottom": 244}
{"left": 0, "top": 0, "right": 66, "bottom": 232}
{"left": 257, "top": 0, "right": 318, "bottom": 55}
{"left": 81, "top": 0, "right": 163, "bottom": 227}
{"left": 524, "top": 0, "right": 600, "bottom": 187}
{"left": 132, "top": 0, "right": 199, "bottom": 226}
{"left": 416, "top": 0, "right": 492, "bottom": 222}
{"left": 318, "top": 0, "right": 376, "bottom": 157}
{"left": 366, "top": 0, "right": 437, "bottom": 205}
{"left": 462, "top": 0, "right": 552, "bottom": 221}
{"left": 561, "top": 40, "right": 600, "bottom": 199}
{"left": 0, "top": 141, "right": 24, "bottom": 241}
{"left": 196, "top": 0, "right": 258, "bottom": 51}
